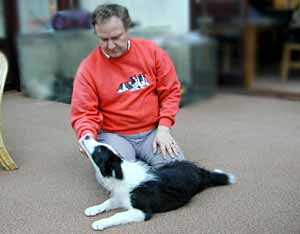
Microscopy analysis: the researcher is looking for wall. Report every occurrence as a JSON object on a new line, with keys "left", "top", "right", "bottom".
{"left": 18, "top": 0, "right": 55, "bottom": 34}
{"left": 0, "top": 0, "right": 4, "bottom": 38}
{"left": 80, "top": 0, "right": 190, "bottom": 33}
{"left": 16, "top": 0, "right": 189, "bottom": 34}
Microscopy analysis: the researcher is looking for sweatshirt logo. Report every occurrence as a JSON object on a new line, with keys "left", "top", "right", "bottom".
{"left": 117, "top": 73, "right": 150, "bottom": 93}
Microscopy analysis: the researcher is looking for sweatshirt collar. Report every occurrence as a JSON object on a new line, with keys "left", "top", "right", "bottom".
{"left": 102, "top": 40, "right": 131, "bottom": 59}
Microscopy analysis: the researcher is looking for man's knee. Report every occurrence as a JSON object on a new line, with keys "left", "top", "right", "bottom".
{"left": 149, "top": 150, "right": 185, "bottom": 168}
{"left": 97, "top": 131, "right": 136, "bottom": 161}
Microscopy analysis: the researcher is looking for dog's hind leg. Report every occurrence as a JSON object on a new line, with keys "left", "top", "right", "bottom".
{"left": 91, "top": 208, "right": 146, "bottom": 230}
{"left": 85, "top": 197, "right": 121, "bottom": 217}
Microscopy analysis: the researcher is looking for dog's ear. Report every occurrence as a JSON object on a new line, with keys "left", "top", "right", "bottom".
{"left": 91, "top": 146, "right": 111, "bottom": 177}
{"left": 111, "top": 156, "right": 123, "bottom": 179}
{"left": 91, "top": 146, "right": 123, "bottom": 179}
{"left": 91, "top": 146, "right": 103, "bottom": 167}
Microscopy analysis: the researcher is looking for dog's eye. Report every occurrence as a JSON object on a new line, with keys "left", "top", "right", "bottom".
{"left": 95, "top": 148, "right": 101, "bottom": 153}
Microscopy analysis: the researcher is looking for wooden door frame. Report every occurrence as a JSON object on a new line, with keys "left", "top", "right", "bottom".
{"left": 1, "top": 0, "right": 20, "bottom": 91}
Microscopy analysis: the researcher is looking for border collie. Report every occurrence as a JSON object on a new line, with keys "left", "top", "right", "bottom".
{"left": 80, "top": 135, "right": 236, "bottom": 231}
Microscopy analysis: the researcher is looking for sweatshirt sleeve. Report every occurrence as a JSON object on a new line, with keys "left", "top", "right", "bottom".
{"left": 155, "top": 45, "right": 181, "bottom": 128}
{"left": 70, "top": 63, "right": 103, "bottom": 140}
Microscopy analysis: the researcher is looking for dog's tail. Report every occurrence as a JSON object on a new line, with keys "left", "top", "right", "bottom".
{"left": 209, "top": 169, "right": 237, "bottom": 186}
{"left": 194, "top": 166, "right": 237, "bottom": 191}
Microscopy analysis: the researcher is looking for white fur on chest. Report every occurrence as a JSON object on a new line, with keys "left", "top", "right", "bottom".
{"left": 95, "top": 160, "right": 155, "bottom": 209}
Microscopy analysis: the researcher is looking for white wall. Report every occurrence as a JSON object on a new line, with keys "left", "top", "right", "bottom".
{"left": 80, "top": 0, "right": 190, "bottom": 33}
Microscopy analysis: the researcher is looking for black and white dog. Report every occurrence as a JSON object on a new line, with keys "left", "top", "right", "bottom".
{"left": 80, "top": 135, "right": 236, "bottom": 231}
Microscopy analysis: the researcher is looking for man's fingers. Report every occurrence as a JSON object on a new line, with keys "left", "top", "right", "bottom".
{"left": 160, "top": 145, "right": 167, "bottom": 159}
{"left": 172, "top": 142, "right": 180, "bottom": 155}
{"left": 79, "top": 146, "right": 84, "bottom": 153}
{"left": 153, "top": 129, "right": 181, "bottom": 159}
{"left": 164, "top": 142, "right": 174, "bottom": 158}
{"left": 167, "top": 146, "right": 175, "bottom": 158}
{"left": 79, "top": 146, "right": 88, "bottom": 157}
{"left": 156, "top": 141, "right": 180, "bottom": 159}
{"left": 170, "top": 146, "right": 177, "bottom": 158}
{"left": 152, "top": 139, "right": 157, "bottom": 154}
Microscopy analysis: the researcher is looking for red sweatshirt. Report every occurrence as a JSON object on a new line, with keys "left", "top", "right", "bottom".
{"left": 70, "top": 38, "right": 181, "bottom": 139}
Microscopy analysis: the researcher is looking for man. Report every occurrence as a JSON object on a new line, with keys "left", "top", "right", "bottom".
{"left": 70, "top": 3, "right": 184, "bottom": 167}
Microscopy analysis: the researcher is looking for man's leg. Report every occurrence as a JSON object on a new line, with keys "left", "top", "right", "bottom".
{"left": 137, "top": 129, "right": 185, "bottom": 168}
{"left": 97, "top": 131, "right": 136, "bottom": 162}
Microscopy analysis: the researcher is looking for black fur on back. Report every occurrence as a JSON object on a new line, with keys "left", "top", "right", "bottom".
{"left": 130, "top": 160, "right": 231, "bottom": 219}
{"left": 91, "top": 146, "right": 123, "bottom": 179}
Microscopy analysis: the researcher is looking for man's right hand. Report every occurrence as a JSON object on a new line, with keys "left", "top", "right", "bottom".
{"left": 79, "top": 144, "right": 88, "bottom": 157}
{"left": 78, "top": 133, "right": 94, "bottom": 157}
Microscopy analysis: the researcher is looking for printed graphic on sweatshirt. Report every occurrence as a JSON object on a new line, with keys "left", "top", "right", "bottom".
{"left": 117, "top": 73, "right": 150, "bottom": 93}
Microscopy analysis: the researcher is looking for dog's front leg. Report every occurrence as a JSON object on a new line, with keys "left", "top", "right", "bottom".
{"left": 85, "top": 197, "right": 120, "bottom": 217}
{"left": 92, "top": 208, "right": 146, "bottom": 230}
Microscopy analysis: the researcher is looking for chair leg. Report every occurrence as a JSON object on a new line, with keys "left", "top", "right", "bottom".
{"left": 0, "top": 134, "right": 17, "bottom": 170}
{"left": 0, "top": 147, "right": 18, "bottom": 170}
{"left": 0, "top": 52, "right": 18, "bottom": 171}
{"left": 281, "top": 45, "right": 290, "bottom": 82}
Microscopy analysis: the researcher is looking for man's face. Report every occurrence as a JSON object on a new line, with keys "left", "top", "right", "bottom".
{"left": 94, "top": 16, "right": 129, "bottom": 58}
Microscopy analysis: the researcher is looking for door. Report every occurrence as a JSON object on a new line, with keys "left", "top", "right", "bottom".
{"left": 0, "top": 0, "right": 20, "bottom": 90}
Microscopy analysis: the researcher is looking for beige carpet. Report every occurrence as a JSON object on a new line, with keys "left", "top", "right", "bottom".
{"left": 1, "top": 92, "right": 300, "bottom": 234}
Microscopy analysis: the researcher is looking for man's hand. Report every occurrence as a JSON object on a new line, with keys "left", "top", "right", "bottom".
{"left": 79, "top": 144, "right": 88, "bottom": 157}
{"left": 152, "top": 125, "right": 180, "bottom": 159}
{"left": 78, "top": 133, "right": 94, "bottom": 157}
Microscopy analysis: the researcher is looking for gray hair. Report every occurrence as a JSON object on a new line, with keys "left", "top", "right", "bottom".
{"left": 92, "top": 4, "right": 132, "bottom": 30}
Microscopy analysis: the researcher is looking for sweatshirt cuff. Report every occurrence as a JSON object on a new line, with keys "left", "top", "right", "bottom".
{"left": 79, "top": 129, "right": 98, "bottom": 140}
{"left": 159, "top": 117, "right": 173, "bottom": 128}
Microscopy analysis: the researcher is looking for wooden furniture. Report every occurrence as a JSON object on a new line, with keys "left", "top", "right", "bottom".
{"left": 244, "top": 17, "right": 286, "bottom": 88}
{"left": 281, "top": 43, "right": 300, "bottom": 81}
{"left": 273, "top": 0, "right": 299, "bottom": 10}
{"left": 0, "top": 51, "right": 17, "bottom": 170}
{"left": 244, "top": 0, "right": 297, "bottom": 88}
{"left": 244, "top": 22, "right": 272, "bottom": 88}
{"left": 190, "top": 0, "right": 246, "bottom": 86}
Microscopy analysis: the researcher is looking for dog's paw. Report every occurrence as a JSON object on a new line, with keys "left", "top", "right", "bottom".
{"left": 84, "top": 206, "right": 103, "bottom": 217}
{"left": 92, "top": 219, "right": 107, "bottom": 230}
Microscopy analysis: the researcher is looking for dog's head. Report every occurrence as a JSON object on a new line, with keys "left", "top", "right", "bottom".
{"left": 91, "top": 145, "right": 123, "bottom": 180}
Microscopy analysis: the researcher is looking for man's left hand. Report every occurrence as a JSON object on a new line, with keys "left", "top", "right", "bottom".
{"left": 152, "top": 125, "right": 180, "bottom": 159}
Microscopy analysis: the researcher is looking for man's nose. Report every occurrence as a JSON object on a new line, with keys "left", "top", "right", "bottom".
{"left": 107, "top": 40, "right": 115, "bottom": 50}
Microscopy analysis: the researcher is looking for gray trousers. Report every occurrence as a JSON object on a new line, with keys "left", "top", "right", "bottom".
{"left": 97, "top": 128, "right": 185, "bottom": 168}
